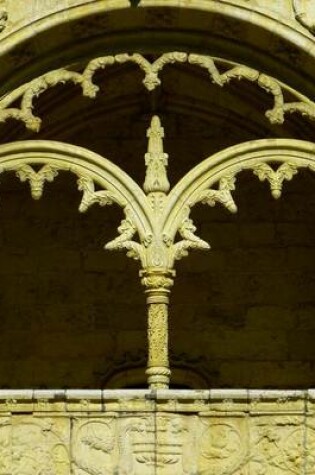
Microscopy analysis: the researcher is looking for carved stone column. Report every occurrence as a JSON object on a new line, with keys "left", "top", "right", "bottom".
{"left": 141, "top": 268, "right": 175, "bottom": 389}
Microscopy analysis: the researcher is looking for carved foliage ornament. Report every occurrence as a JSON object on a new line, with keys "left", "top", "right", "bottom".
{"left": 0, "top": 126, "right": 314, "bottom": 272}
{"left": 1, "top": 52, "right": 315, "bottom": 132}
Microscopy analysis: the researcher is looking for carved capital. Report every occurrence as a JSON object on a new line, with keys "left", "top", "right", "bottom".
{"left": 140, "top": 269, "right": 175, "bottom": 294}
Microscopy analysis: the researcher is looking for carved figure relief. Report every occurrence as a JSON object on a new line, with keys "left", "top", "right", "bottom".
{"left": 72, "top": 418, "right": 116, "bottom": 475}
{"left": 0, "top": 417, "right": 70, "bottom": 475}
{"left": 198, "top": 419, "right": 248, "bottom": 475}
{"left": 250, "top": 416, "right": 309, "bottom": 475}
{"left": 0, "top": 411, "right": 313, "bottom": 475}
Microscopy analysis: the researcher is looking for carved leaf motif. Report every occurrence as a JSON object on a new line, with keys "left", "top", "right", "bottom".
{"left": 16, "top": 164, "right": 58, "bottom": 199}
{"left": 196, "top": 175, "right": 238, "bottom": 213}
{"left": 172, "top": 218, "right": 210, "bottom": 261}
{"left": 253, "top": 162, "right": 298, "bottom": 198}
{"left": 0, "top": 419, "right": 70, "bottom": 475}
{"left": 105, "top": 218, "right": 144, "bottom": 262}
{"left": 77, "top": 176, "right": 116, "bottom": 212}
{"left": 1, "top": 52, "right": 314, "bottom": 132}
{"left": 148, "top": 303, "right": 169, "bottom": 367}
{"left": 188, "top": 54, "right": 224, "bottom": 85}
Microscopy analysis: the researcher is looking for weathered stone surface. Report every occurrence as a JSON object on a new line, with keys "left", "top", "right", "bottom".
{"left": 0, "top": 390, "right": 313, "bottom": 475}
{"left": 0, "top": 0, "right": 315, "bottom": 470}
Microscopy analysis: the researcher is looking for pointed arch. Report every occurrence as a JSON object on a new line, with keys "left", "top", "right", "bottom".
{"left": 0, "top": 140, "right": 153, "bottom": 255}
{"left": 162, "top": 139, "right": 315, "bottom": 265}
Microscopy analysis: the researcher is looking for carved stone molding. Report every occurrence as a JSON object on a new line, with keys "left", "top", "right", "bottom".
{"left": 0, "top": 390, "right": 313, "bottom": 474}
{"left": 1, "top": 52, "right": 315, "bottom": 133}
{"left": 0, "top": 136, "right": 311, "bottom": 299}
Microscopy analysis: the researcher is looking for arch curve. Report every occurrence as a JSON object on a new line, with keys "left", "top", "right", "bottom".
{"left": 1, "top": 1, "right": 315, "bottom": 99}
{"left": 163, "top": 139, "right": 315, "bottom": 266}
{"left": 0, "top": 140, "right": 153, "bottom": 258}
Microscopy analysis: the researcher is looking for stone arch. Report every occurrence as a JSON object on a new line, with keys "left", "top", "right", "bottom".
{"left": 1, "top": 1, "right": 315, "bottom": 99}
{"left": 163, "top": 138, "right": 315, "bottom": 267}
{"left": 0, "top": 139, "right": 153, "bottom": 248}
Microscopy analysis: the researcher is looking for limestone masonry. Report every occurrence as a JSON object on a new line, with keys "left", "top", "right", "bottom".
{"left": 0, "top": 0, "right": 315, "bottom": 473}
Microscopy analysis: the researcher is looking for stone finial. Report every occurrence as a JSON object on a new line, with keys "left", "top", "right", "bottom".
{"left": 143, "top": 116, "right": 170, "bottom": 195}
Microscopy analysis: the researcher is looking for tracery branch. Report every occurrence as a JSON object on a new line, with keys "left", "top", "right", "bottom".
{"left": 188, "top": 54, "right": 304, "bottom": 125}
{"left": 1, "top": 52, "right": 314, "bottom": 132}
{"left": 193, "top": 175, "right": 238, "bottom": 213}
{"left": 77, "top": 176, "right": 119, "bottom": 212}
{"left": 0, "top": 69, "right": 96, "bottom": 132}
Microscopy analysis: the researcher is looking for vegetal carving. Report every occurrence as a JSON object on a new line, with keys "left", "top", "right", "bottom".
{"left": 15, "top": 164, "right": 58, "bottom": 199}
{"left": 252, "top": 162, "right": 299, "bottom": 198}
{"left": 105, "top": 217, "right": 144, "bottom": 262}
{"left": 172, "top": 218, "right": 210, "bottom": 262}
{"left": 1, "top": 52, "right": 315, "bottom": 132}
{"left": 195, "top": 175, "right": 238, "bottom": 212}
{"left": 77, "top": 176, "right": 117, "bottom": 212}
{"left": 0, "top": 124, "right": 314, "bottom": 389}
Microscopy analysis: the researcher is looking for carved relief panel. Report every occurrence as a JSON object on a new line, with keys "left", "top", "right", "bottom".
{"left": 0, "top": 416, "right": 70, "bottom": 475}
{"left": 0, "top": 403, "right": 313, "bottom": 475}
